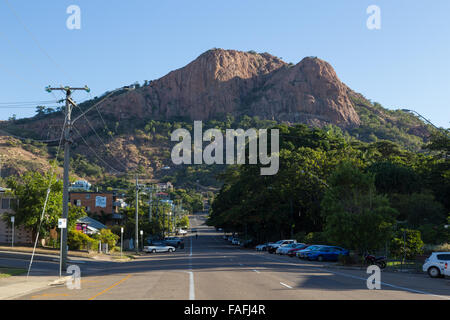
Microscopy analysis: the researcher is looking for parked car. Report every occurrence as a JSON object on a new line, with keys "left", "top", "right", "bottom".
{"left": 256, "top": 243, "right": 271, "bottom": 251}
{"left": 231, "top": 238, "right": 241, "bottom": 246}
{"left": 177, "top": 228, "right": 188, "bottom": 235}
{"left": 296, "top": 245, "right": 326, "bottom": 259}
{"left": 276, "top": 243, "right": 303, "bottom": 255}
{"left": 240, "top": 239, "right": 255, "bottom": 248}
{"left": 423, "top": 252, "right": 450, "bottom": 278}
{"left": 305, "top": 246, "right": 349, "bottom": 262}
{"left": 144, "top": 242, "right": 176, "bottom": 253}
{"left": 267, "top": 240, "right": 297, "bottom": 254}
{"left": 287, "top": 244, "right": 310, "bottom": 257}
{"left": 164, "top": 237, "right": 184, "bottom": 248}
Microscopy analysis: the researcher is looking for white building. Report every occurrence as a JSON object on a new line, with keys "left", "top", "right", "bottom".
{"left": 69, "top": 180, "right": 92, "bottom": 191}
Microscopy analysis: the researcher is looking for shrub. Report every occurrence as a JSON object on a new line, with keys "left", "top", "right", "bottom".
{"left": 390, "top": 229, "right": 424, "bottom": 259}
{"left": 93, "top": 229, "right": 119, "bottom": 248}
{"left": 303, "top": 232, "right": 327, "bottom": 245}
{"left": 68, "top": 229, "right": 97, "bottom": 251}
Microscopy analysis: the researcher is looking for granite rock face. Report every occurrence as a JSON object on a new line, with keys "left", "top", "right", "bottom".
{"left": 100, "top": 49, "right": 360, "bottom": 127}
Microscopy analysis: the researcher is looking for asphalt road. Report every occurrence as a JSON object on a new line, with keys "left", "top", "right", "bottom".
{"left": 10, "top": 213, "right": 450, "bottom": 300}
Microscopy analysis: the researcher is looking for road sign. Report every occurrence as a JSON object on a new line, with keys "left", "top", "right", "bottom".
{"left": 121, "top": 227, "right": 124, "bottom": 233}
{"left": 58, "top": 218, "right": 67, "bottom": 229}
{"left": 10, "top": 216, "right": 14, "bottom": 223}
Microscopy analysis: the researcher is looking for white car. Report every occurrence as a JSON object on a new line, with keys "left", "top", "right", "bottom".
{"left": 144, "top": 244, "right": 176, "bottom": 253}
{"left": 423, "top": 252, "right": 450, "bottom": 278}
{"left": 276, "top": 243, "right": 303, "bottom": 255}
{"left": 178, "top": 229, "right": 188, "bottom": 235}
{"left": 267, "top": 240, "right": 297, "bottom": 254}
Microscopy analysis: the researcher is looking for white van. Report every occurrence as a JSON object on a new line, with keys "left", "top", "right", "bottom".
{"left": 422, "top": 252, "right": 450, "bottom": 278}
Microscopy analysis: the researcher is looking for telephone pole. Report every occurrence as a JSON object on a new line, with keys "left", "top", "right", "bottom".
{"left": 148, "top": 185, "right": 153, "bottom": 221}
{"left": 135, "top": 175, "right": 139, "bottom": 253}
{"left": 45, "top": 86, "right": 90, "bottom": 272}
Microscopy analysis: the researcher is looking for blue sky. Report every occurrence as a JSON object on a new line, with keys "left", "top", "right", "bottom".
{"left": 0, "top": 0, "right": 449, "bottom": 128}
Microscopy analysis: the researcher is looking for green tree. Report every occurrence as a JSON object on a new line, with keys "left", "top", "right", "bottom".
{"left": 390, "top": 229, "right": 424, "bottom": 259}
{"left": 5, "top": 171, "right": 63, "bottom": 238}
{"left": 321, "top": 163, "right": 397, "bottom": 253}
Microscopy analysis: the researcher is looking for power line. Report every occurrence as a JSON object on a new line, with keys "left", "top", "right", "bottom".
{"left": 0, "top": 100, "right": 59, "bottom": 105}
{"left": 74, "top": 104, "right": 129, "bottom": 172}
{"left": 3, "top": 0, "right": 74, "bottom": 82}
{"left": 72, "top": 125, "right": 124, "bottom": 174}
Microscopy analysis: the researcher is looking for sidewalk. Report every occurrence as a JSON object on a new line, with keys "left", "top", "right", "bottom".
{"left": 0, "top": 246, "right": 132, "bottom": 262}
{"left": 0, "top": 245, "right": 92, "bottom": 259}
{"left": 0, "top": 274, "right": 70, "bottom": 300}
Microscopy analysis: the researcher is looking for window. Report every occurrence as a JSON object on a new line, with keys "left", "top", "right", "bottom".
{"left": 86, "top": 206, "right": 91, "bottom": 212}
{"left": 1, "top": 198, "right": 10, "bottom": 209}
{"left": 76, "top": 200, "right": 82, "bottom": 207}
{"left": 437, "top": 254, "right": 450, "bottom": 261}
{"left": 85, "top": 194, "right": 90, "bottom": 200}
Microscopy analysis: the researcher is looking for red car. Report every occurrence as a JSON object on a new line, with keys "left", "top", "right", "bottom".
{"left": 287, "top": 244, "right": 310, "bottom": 257}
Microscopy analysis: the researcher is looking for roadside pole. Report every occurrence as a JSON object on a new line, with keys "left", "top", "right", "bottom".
{"left": 11, "top": 216, "right": 14, "bottom": 247}
{"left": 45, "top": 85, "right": 90, "bottom": 272}
{"left": 135, "top": 175, "right": 139, "bottom": 254}
{"left": 58, "top": 218, "right": 67, "bottom": 278}
{"left": 120, "top": 227, "right": 124, "bottom": 258}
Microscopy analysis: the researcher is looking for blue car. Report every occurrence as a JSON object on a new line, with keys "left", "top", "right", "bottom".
{"left": 296, "top": 245, "right": 326, "bottom": 259}
{"left": 306, "top": 246, "right": 349, "bottom": 262}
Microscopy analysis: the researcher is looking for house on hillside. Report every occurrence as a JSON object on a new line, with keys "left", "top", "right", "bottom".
{"left": 76, "top": 216, "right": 107, "bottom": 235}
{"left": 69, "top": 191, "right": 123, "bottom": 225}
{"left": 157, "top": 182, "right": 173, "bottom": 192}
{"left": 69, "top": 180, "right": 92, "bottom": 192}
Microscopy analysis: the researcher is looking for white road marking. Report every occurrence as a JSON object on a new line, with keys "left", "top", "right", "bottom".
{"left": 253, "top": 269, "right": 260, "bottom": 273}
{"left": 188, "top": 231, "right": 195, "bottom": 300}
{"left": 247, "top": 252, "right": 450, "bottom": 300}
{"left": 189, "top": 271, "right": 195, "bottom": 300}
{"left": 280, "top": 282, "right": 293, "bottom": 289}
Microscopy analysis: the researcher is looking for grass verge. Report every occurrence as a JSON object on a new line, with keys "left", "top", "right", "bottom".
{"left": 0, "top": 267, "right": 27, "bottom": 278}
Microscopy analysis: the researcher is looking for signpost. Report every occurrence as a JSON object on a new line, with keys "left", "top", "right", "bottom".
{"left": 10, "top": 216, "right": 15, "bottom": 248}
{"left": 140, "top": 230, "right": 143, "bottom": 252}
{"left": 120, "top": 227, "right": 124, "bottom": 258}
{"left": 58, "top": 218, "right": 67, "bottom": 277}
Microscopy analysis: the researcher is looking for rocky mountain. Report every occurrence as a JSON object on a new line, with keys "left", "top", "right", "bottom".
{"left": 0, "top": 49, "right": 431, "bottom": 185}
{"left": 79, "top": 49, "right": 360, "bottom": 128}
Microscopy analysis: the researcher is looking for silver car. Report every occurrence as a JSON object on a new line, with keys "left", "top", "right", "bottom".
{"left": 144, "top": 244, "right": 176, "bottom": 253}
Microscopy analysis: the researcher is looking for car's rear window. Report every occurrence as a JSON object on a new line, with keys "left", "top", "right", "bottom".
{"left": 437, "top": 254, "right": 450, "bottom": 261}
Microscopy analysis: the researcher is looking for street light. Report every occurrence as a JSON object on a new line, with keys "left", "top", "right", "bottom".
{"left": 401, "top": 109, "right": 449, "bottom": 138}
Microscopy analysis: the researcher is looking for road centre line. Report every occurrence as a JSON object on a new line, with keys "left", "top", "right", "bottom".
{"left": 88, "top": 274, "right": 132, "bottom": 300}
{"left": 280, "top": 282, "right": 293, "bottom": 289}
{"left": 188, "top": 236, "right": 195, "bottom": 300}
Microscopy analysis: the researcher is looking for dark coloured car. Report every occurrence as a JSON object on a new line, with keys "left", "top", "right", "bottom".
{"left": 287, "top": 244, "right": 310, "bottom": 257}
{"left": 164, "top": 237, "right": 184, "bottom": 248}
{"left": 306, "top": 246, "right": 349, "bottom": 262}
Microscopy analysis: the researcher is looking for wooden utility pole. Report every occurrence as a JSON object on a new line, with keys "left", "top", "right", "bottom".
{"left": 45, "top": 86, "right": 90, "bottom": 271}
